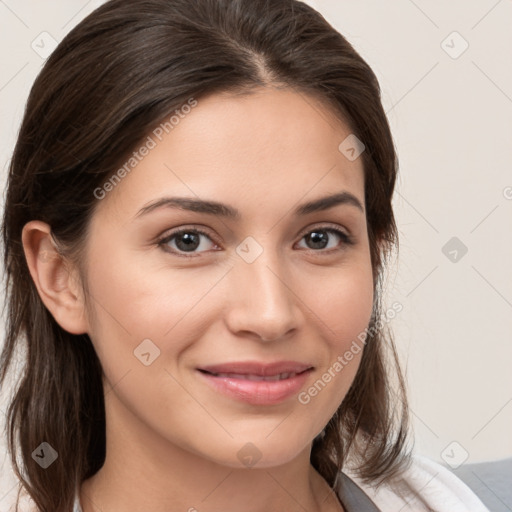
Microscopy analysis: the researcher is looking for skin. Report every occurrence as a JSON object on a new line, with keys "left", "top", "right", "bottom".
{"left": 22, "top": 86, "right": 374, "bottom": 512}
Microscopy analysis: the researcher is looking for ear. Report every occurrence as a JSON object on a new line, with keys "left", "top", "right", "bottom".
{"left": 21, "top": 220, "right": 89, "bottom": 335}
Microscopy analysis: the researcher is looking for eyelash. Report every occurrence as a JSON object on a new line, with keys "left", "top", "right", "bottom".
{"left": 156, "top": 224, "right": 354, "bottom": 258}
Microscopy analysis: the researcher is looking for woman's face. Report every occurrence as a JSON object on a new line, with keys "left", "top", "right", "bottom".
{"left": 81, "top": 87, "right": 374, "bottom": 468}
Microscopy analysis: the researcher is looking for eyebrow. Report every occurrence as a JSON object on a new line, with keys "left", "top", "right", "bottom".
{"left": 134, "top": 191, "right": 364, "bottom": 220}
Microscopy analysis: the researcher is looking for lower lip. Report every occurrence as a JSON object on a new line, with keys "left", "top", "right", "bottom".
{"left": 197, "top": 369, "right": 313, "bottom": 405}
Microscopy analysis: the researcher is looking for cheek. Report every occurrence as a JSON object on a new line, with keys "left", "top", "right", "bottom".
{"left": 293, "top": 261, "right": 374, "bottom": 420}
{"left": 83, "top": 241, "right": 229, "bottom": 375}
{"left": 82, "top": 250, "right": 228, "bottom": 440}
{"left": 301, "top": 258, "right": 374, "bottom": 350}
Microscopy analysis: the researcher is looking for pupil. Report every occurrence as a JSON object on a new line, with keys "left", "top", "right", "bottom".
{"left": 176, "top": 232, "right": 199, "bottom": 251}
{"left": 308, "top": 231, "right": 327, "bottom": 249}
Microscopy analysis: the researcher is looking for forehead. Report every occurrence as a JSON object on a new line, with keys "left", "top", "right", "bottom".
{"left": 94, "top": 87, "right": 365, "bottom": 222}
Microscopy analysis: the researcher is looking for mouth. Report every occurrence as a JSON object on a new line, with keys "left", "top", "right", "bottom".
{"left": 196, "top": 361, "right": 314, "bottom": 405}
{"left": 197, "top": 370, "right": 307, "bottom": 381}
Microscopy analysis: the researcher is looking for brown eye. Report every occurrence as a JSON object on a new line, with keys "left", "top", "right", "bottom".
{"left": 158, "top": 228, "right": 218, "bottom": 256}
{"left": 296, "top": 227, "right": 353, "bottom": 252}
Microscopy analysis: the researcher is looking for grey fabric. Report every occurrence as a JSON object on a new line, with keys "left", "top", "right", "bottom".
{"left": 334, "top": 472, "right": 383, "bottom": 511}
{"left": 452, "top": 457, "right": 512, "bottom": 512}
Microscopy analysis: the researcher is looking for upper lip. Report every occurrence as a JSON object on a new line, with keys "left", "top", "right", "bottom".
{"left": 198, "top": 361, "right": 314, "bottom": 376}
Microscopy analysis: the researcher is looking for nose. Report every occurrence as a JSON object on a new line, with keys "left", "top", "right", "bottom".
{"left": 223, "top": 245, "right": 301, "bottom": 342}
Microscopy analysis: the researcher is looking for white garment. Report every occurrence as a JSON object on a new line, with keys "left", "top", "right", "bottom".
{"left": 345, "top": 455, "right": 490, "bottom": 512}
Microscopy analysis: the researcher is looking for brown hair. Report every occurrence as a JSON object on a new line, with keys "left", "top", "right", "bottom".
{"left": 0, "top": 1, "right": 410, "bottom": 510}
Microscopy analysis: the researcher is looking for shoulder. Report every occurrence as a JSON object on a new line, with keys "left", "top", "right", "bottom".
{"left": 343, "top": 454, "right": 490, "bottom": 512}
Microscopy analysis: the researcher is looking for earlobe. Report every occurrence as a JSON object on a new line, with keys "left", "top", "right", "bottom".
{"left": 21, "top": 220, "right": 89, "bottom": 335}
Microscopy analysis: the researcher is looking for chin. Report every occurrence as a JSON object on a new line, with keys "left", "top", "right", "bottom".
{"left": 200, "top": 433, "right": 313, "bottom": 470}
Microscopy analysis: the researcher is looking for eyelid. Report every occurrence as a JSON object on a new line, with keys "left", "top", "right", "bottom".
{"left": 296, "top": 222, "right": 351, "bottom": 240}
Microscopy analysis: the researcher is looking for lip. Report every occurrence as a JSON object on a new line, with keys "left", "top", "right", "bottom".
{"left": 196, "top": 360, "right": 314, "bottom": 405}
{"left": 199, "top": 360, "right": 313, "bottom": 376}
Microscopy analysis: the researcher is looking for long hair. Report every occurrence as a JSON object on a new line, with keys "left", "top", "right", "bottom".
{"left": 0, "top": 1, "right": 410, "bottom": 510}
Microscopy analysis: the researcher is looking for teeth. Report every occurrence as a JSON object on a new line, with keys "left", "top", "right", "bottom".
{"left": 212, "top": 372, "right": 297, "bottom": 381}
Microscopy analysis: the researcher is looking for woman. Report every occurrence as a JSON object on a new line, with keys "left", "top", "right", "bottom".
{"left": 0, "top": 1, "right": 489, "bottom": 511}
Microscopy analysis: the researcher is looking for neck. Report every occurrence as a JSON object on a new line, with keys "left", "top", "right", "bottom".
{"left": 79, "top": 392, "right": 343, "bottom": 512}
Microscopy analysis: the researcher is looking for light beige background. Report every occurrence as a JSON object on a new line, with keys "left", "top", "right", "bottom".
{"left": 1, "top": 0, "right": 511, "bottom": 504}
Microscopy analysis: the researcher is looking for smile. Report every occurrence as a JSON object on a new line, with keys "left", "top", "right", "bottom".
{"left": 196, "top": 362, "right": 314, "bottom": 405}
